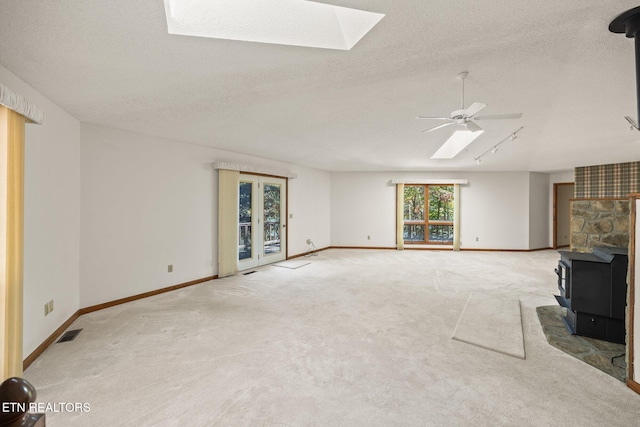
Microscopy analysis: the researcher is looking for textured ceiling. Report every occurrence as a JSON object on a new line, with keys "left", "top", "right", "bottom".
{"left": 1, "top": 0, "right": 639, "bottom": 172}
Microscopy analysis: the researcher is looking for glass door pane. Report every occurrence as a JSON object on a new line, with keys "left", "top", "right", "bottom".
{"left": 263, "top": 183, "right": 281, "bottom": 256}
{"left": 404, "top": 186, "right": 425, "bottom": 221}
{"left": 238, "top": 174, "right": 286, "bottom": 270}
{"left": 428, "top": 186, "right": 454, "bottom": 221}
{"left": 238, "top": 181, "right": 253, "bottom": 261}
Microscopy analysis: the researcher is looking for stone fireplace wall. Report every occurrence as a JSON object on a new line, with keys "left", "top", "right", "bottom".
{"left": 571, "top": 161, "right": 639, "bottom": 253}
{"left": 571, "top": 199, "right": 630, "bottom": 253}
{"left": 572, "top": 162, "right": 640, "bottom": 388}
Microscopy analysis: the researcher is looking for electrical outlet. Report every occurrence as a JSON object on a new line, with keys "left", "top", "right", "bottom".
{"left": 367, "top": 235, "right": 371, "bottom": 240}
{"left": 44, "top": 303, "right": 49, "bottom": 316}
{"left": 168, "top": 264, "right": 173, "bottom": 273}
{"left": 476, "top": 237, "right": 479, "bottom": 242}
{"left": 49, "top": 300, "right": 54, "bottom": 313}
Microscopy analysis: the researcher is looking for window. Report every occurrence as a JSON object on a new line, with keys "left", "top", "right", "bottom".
{"left": 403, "top": 185, "right": 454, "bottom": 244}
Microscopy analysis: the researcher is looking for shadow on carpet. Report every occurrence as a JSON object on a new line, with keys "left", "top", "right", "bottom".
{"left": 452, "top": 292, "right": 525, "bottom": 359}
{"left": 536, "top": 305, "right": 626, "bottom": 382}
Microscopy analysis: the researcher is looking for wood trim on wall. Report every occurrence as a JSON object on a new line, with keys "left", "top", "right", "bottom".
{"left": 23, "top": 275, "right": 217, "bottom": 371}
{"left": 570, "top": 197, "right": 629, "bottom": 201}
{"left": 326, "top": 246, "right": 553, "bottom": 252}
{"left": 553, "top": 182, "right": 574, "bottom": 250}
{"left": 23, "top": 311, "right": 79, "bottom": 371}
{"left": 78, "top": 275, "right": 217, "bottom": 315}
{"left": 629, "top": 194, "right": 638, "bottom": 392}
{"left": 330, "top": 246, "right": 397, "bottom": 250}
{"left": 286, "top": 178, "right": 289, "bottom": 260}
{"left": 287, "top": 246, "right": 330, "bottom": 260}
{"left": 460, "top": 247, "right": 552, "bottom": 252}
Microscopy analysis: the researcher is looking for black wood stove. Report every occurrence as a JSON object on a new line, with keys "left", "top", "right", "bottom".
{"left": 555, "top": 246, "right": 628, "bottom": 344}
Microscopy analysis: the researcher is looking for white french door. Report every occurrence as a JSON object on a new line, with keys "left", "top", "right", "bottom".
{"left": 238, "top": 174, "right": 287, "bottom": 270}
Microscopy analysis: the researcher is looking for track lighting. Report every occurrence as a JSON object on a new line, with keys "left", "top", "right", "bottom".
{"left": 625, "top": 116, "right": 640, "bottom": 131}
{"left": 473, "top": 127, "right": 523, "bottom": 165}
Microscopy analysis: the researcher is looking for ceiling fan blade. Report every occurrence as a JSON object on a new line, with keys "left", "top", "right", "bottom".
{"left": 463, "top": 102, "right": 487, "bottom": 118}
{"left": 474, "top": 113, "right": 523, "bottom": 120}
{"left": 422, "top": 122, "right": 454, "bottom": 133}
{"left": 465, "top": 121, "right": 483, "bottom": 133}
{"left": 416, "top": 116, "right": 453, "bottom": 120}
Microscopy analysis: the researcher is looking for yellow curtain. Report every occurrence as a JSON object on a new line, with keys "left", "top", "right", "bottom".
{"left": 217, "top": 169, "right": 239, "bottom": 278}
{"left": 1, "top": 105, "right": 25, "bottom": 379}
{"left": 396, "top": 183, "right": 404, "bottom": 250}
{"left": 453, "top": 184, "right": 461, "bottom": 251}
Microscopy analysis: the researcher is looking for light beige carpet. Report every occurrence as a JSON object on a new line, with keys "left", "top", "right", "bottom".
{"left": 452, "top": 292, "right": 525, "bottom": 359}
{"left": 24, "top": 249, "right": 639, "bottom": 426}
{"left": 273, "top": 259, "right": 311, "bottom": 269}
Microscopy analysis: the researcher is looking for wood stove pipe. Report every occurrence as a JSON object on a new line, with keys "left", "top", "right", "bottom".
{"left": 610, "top": 6, "right": 640, "bottom": 130}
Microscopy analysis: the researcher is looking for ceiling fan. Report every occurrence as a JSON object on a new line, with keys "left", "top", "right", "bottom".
{"left": 416, "top": 72, "right": 522, "bottom": 133}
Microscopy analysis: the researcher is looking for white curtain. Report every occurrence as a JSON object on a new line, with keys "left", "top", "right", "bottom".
{"left": 453, "top": 184, "right": 461, "bottom": 251}
{"left": 396, "top": 183, "right": 404, "bottom": 250}
{"left": 218, "top": 169, "right": 239, "bottom": 277}
{"left": 0, "top": 84, "right": 44, "bottom": 124}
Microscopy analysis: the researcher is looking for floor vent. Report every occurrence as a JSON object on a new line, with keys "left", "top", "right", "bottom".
{"left": 57, "top": 329, "right": 82, "bottom": 343}
{"left": 243, "top": 270, "right": 257, "bottom": 275}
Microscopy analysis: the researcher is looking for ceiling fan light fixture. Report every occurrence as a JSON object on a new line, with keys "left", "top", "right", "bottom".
{"left": 430, "top": 129, "right": 483, "bottom": 159}
{"left": 417, "top": 72, "right": 522, "bottom": 140}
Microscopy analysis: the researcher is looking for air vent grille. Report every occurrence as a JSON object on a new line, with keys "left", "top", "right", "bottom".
{"left": 57, "top": 329, "right": 82, "bottom": 343}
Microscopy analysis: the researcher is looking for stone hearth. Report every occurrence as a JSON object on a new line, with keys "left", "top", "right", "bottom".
{"left": 536, "top": 305, "right": 626, "bottom": 382}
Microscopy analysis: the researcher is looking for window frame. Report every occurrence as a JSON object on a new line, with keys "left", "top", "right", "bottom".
{"left": 402, "top": 184, "right": 454, "bottom": 245}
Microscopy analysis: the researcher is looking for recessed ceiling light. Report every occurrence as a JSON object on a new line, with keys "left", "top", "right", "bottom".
{"left": 163, "top": 0, "right": 385, "bottom": 50}
{"left": 431, "top": 130, "right": 483, "bottom": 159}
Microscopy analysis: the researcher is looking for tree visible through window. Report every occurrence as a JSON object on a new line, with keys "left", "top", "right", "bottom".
{"left": 403, "top": 185, "right": 454, "bottom": 244}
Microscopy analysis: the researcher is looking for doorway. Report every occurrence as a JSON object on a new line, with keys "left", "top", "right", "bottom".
{"left": 553, "top": 182, "right": 574, "bottom": 249}
{"left": 238, "top": 174, "right": 287, "bottom": 270}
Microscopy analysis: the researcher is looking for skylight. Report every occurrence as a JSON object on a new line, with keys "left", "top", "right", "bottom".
{"left": 430, "top": 129, "right": 484, "bottom": 159}
{"left": 163, "top": 0, "right": 385, "bottom": 50}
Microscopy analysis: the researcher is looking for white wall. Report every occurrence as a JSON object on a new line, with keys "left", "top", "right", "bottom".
{"left": 330, "top": 171, "right": 534, "bottom": 250}
{"left": 0, "top": 64, "right": 82, "bottom": 358}
{"left": 287, "top": 166, "right": 331, "bottom": 254}
{"left": 529, "top": 172, "right": 550, "bottom": 250}
{"left": 330, "top": 173, "right": 396, "bottom": 247}
{"left": 460, "top": 172, "right": 530, "bottom": 249}
{"left": 549, "top": 170, "right": 574, "bottom": 184}
{"left": 80, "top": 124, "right": 330, "bottom": 308}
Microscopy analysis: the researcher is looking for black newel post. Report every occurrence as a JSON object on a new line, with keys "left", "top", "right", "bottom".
{"left": 0, "top": 377, "right": 45, "bottom": 427}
